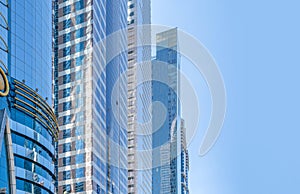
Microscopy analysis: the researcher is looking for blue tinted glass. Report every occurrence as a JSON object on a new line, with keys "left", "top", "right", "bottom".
{"left": 63, "top": 87, "right": 71, "bottom": 97}
{"left": 75, "top": 182, "right": 84, "bottom": 192}
{"left": 63, "top": 143, "right": 71, "bottom": 152}
{"left": 75, "top": 126, "right": 84, "bottom": 136}
{"left": 76, "top": 153, "right": 84, "bottom": 164}
{"left": 75, "top": 0, "right": 84, "bottom": 10}
{"left": 63, "top": 101, "right": 72, "bottom": 111}
{"left": 24, "top": 180, "right": 32, "bottom": 192}
{"left": 16, "top": 179, "right": 24, "bottom": 190}
{"left": 75, "top": 140, "right": 84, "bottom": 150}
{"left": 63, "top": 115, "right": 71, "bottom": 125}
{"left": 75, "top": 42, "right": 84, "bottom": 52}
{"left": 76, "top": 56, "right": 84, "bottom": 66}
{"left": 63, "top": 19, "right": 71, "bottom": 29}
{"left": 76, "top": 98, "right": 83, "bottom": 108}
{"left": 63, "top": 32, "right": 71, "bottom": 43}
{"left": 76, "top": 111, "right": 84, "bottom": 122}
{"left": 75, "top": 168, "right": 84, "bottom": 178}
{"left": 63, "top": 156, "right": 71, "bottom": 166}
{"left": 15, "top": 157, "right": 24, "bottom": 168}
{"left": 63, "top": 60, "right": 71, "bottom": 70}
{"left": 76, "top": 14, "right": 84, "bottom": 24}
{"left": 63, "top": 184, "right": 71, "bottom": 192}
{"left": 63, "top": 129, "right": 71, "bottom": 138}
{"left": 63, "top": 170, "right": 71, "bottom": 180}
{"left": 63, "top": 74, "right": 71, "bottom": 84}
{"left": 75, "top": 28, "right": 85, "bottom": 38}
{"left": 63, "top": 5, "right": 71, "bottom": 15}
{"left": 75, "top": 71, "right": 82, "bottom": 80}
{"left": 76, "top": 85, "right": 81, "bottom": 94}
{"left": 63, "top": 46, "right": 71, "bottom": 56}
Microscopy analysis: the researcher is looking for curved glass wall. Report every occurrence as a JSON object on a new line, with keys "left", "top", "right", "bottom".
{"left": 3, "top": 1, "right": 58, "bottom": 193}
{"left": 0, "top": 1, "right": 10, "bottom": 192}
{"left": 0, "top": 138, "right": 10, "bottom": 193}
{"left": 9, "top": 79, "right": 58, "bottom": 194}
{"left": 0, "top": 0, "right": 9, "bottom": 110}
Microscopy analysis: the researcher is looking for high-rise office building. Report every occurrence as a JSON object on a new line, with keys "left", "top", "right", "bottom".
{"left": 0, "top": 0, "right": 58, "bottom": 193}
{"left": 106, "top": 0, "right": 128, "bottom": 193}
{"left": 53, "top": 0, "right": 128, "bottom": 193}
{"left": 180, "top": 119, "right": 190, "bottom": 194}
{"left": 152, "top": 28, "right": 189, "bottom": 194}
{"left": 127, "top": 0, "right": 152, "bottom": 193}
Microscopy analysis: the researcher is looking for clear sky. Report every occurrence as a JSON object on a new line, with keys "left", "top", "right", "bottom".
{"left": 152, "top": 0, "right": 300, "bottom": 193}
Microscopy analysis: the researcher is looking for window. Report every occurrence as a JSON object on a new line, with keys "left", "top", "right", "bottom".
{"left": 63, "top": 46, "right": 71, "bottom": 56}
{"left": 75, "top": 28, "right": 85, "bottom": 39}
{"left": 63, "top": 115, "right": 71, "bottom": 125}
{"left": 63, "top": 5, "right": 71, "bottom": 15}
{"left": 76, "top": 153, "right": 84, "bottom": 164}
{"left": 75, "top": 139, "right": 84, "bottom": 150}
{"left": 63, "top": 87, "right": 71, "bottom": 98}
{"left": 75, "top": 0, "right": 84, "bottom": 10}
{"left": 63, "top": 170, "right": 71, "bottom": 180}
{"left": 75, "top": 182, "right": 84, "bottom": 192}
{"left": 63, "top": 143, "right": 71, "bottom": 152}
{"left": 75, "top": 126, "right": 84, "bottom": 136}
{"left": 75, "top": 167, "right": 84, "bottom": 178}
{"left": 63, "top": 156, "right": 71, "bottom": 166}
{"left": 76, "top": 98, "right": 83, "bottom": 108}
{"left": 63, "top": 184, "right": 71, "bottom": 193}
{"left": 76, "top": 111, "right": 84, "bottom": 122}
{"left": 76, "top": 56, "right": 84, "bottom": 66}
{"left": 75, "top": 70, "right": 82, "bottom": 80}
{"left": 75, "top": 42, "right": 85, "bottom": 53}
{"left": 63, "top": 32, "right": 71, "bottom": 43}
{"left": 63, "top": 101, "right": 72, "bottom": 111}
{"left": 63, "top": 60, "right": 71, "bottom": 70}
{"left": 63, "top": 128, "right": 71, "bottom": 138}
{"left": 76, "top": 85, "right": 81, "bottom": 94}
{"left": 63, "top": 18, "right": 71, "bottom": 29}
{"left": 129, "top": 4, "right": 134, "bottom": 9}
{"left": 129, "top": 19, "right": 135, "bottom": 24}
{"left": 15, "top": 157, "right": 24, "bottom": 168}
{"left": 76, "top": 14, "right": 85, "bottom": 24}
{"left": 129, "top": 12, "right": 134, "bottom": 16}
{"left": 63, "top": 74, "right": 71, "bottom": 84}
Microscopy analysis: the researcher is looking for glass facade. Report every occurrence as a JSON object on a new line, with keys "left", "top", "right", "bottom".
{"left": 152, "top": 28, "right": 189, "bottom": 194}
{"left": 106, "top": 0, "right": 128, "bottom": 193}
{"left": 54, "top": 0, "right": 128, "bottom": 193}
{"left": 0, "top": 1, "right": 10, "bottom": 192}
{"left": 0, "top": 0, "right": 59, "bottom": 193}
{"left": 0, "top": 138, "right": 10, "bottom": 193}
{"left": 127, "top": 0, "right": 152, "bottom": 193}
{"left": 9, "top": 0, "right": 52, "bottom": 100}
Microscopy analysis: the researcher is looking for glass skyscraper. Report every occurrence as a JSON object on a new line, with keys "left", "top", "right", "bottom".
{"left": 53, "top": 0, "right": 128, "bottom": 193}
{"left": 152, "top": 28, "right": 189, "bottom": 194}
{"left": 0, "top": 0, "right": 58, "bottom": 194}
{"left": 127, "top": 0, "right": 152, "bottom": 193}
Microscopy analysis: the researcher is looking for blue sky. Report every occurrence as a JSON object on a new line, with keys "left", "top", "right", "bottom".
{"left": 152, "top": 0, "right": 300, "bottom": 193}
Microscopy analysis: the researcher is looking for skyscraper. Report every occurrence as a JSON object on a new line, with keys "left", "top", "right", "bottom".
{"left": 127, "top": 0, "right": 152, "bottom": 193}
{"left": 180, "top": 119, "right": 190, "bottom": 194}
{"left": 152, "top": 28, "right": 189, "bottom": 194}
{"left": 106, "top": 0, "right": 128, "bottom": 193}
{"left": 53, "top": 0, "right": 128, "bottom": 193}
{"left": 0, "top": 0, "right": 58, "bottom": 193}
